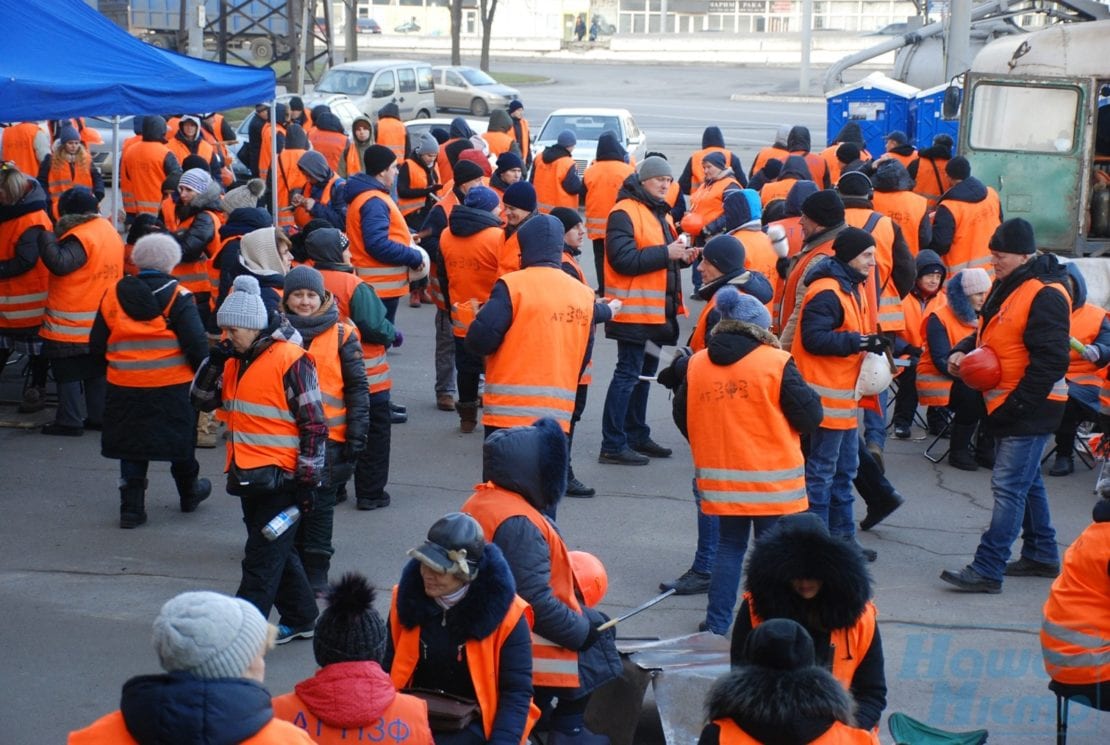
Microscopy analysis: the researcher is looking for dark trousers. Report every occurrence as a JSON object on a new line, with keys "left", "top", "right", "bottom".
{"left": 592, "top": 238, "right": 606, "bottom": 294}
{"left": 568, "top": 384, "right": 589, "bottom": 466}
{"left": 382, "top": 296, "right": 400, "bottom": 325}
{"left": 1055, "top": 396, "right": 1098, "bottom": 453}
{"left": 949, "top": 380, "right": 985, "bottom": 425}
{"left": 236, "top": 490, "right": 318, "bottom": 627}
{"left": 892, "top": 360, "right": 918, "bottom": 428}
{"left": 120, "top": 458, "right": 199, "bottom": 483}
{"left": 454, "top": 337, "right": 484, "bottom": 404}
{"left": 853, "top": 436, "right": 896, "bottom": 509}
{"left": 355, "top": 393, "right": 392, "bottom": 501}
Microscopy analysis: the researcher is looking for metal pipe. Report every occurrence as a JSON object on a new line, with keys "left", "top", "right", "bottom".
{"left": 800, "top": 0, "right": 813, "bottom": 95}
{"left": 270, "top": 100, "right": 278, "bottom": 227}
{"left": 946, "top": 0, "right": 974, "bottom": 82}
{"left": 111, "top": 115, "right": 121, "bottom": 232}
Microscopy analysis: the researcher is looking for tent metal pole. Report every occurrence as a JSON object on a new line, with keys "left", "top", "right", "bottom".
{"left": 111, "top": 115, "right": 121, "bottom": 232}
{"left": 270, "top": 99, "right": 278, "bottom": 227}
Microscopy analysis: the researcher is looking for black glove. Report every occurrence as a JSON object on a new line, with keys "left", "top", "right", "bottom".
{"left": 207, "top": 339, "right": 235, "bottom": 369}
{"left": 776, "top": 256, "right": 791, "bottom": 280}
{"left": 859, "top": 335, "right": 891, "bottom": 354}
{"left": 344, "top": 440, "right": 365, "bottom": 461}
{"left": 579, "top": 621, "right": 601, "bottom": 651}
{"left": 296, "top": 485, "right": 318, "bottom": 515}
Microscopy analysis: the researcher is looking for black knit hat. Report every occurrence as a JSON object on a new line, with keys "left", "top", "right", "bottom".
{"left": 452, "top": 158, "right": 485, "bottom": 186}
{"left": 833, "top": 226, "right": 876, "bottom": 263}
{"left": 549, "top": 207, "right": 583, "bottom": 234}
{"left": 835, "top": 142, "right": 860, "bottom": 164}
{"left": 313, "top": 573, "right": 388, "bottom": 667}
{"left": 946, "top": 156, "right": 971, "bottom": 181}
{"left": 743, "top": 618, "right": 816, "bottom": 671}
{"left": 989, "top": 218, "right": 1036, "bottom": 255}
{"left": 58, "top": 187, "right": 98, "bottom": 216}
{"left": 363, "top": 144, "right": 396, "bottom": 176}
{"left": 702, "top": 234, "right": 746, "bottom": 276}
{"left": 800, "top": 189, "right": 844, "bottom": 227}
{"left": 836, "top": 171, "right": 872, "bottom": 198}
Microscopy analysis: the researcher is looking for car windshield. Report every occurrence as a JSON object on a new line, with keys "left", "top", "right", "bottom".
{"left": 460, "top": 68, "right": 497, "bottom": 86}
{"left": 317, "top": 70, "right": 371, "bottom": 96}
{"left": 539, "top": 115, "right": 621, "bottom": 143}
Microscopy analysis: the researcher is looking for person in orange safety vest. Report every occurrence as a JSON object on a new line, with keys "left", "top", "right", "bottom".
{"left": 927, "top": 156, "right": 1001, "bottom": 276}
{"left": 530, "top": 129, "right": 582, "bottom": 214}
{"left": 38, "top": 124, "right": 104, "bottom": 220}
{"left": 119, "top": 115, "right": 182, "bottom": 224}
{"left": 878, "top": 130, "right": 917, "bottom": 170}
{"left": 889, "top": 250, "right": 946, "bottom": 441}
{"left": 374, "top": 102, "right": 408, "bottom": 163}
{"left": 581, "top": 132, "right": 634, "bottom": 294}
{"left": 396, "top": 132, "right": 442, "bottom": 230}
{"left": 461, "top": 418, "right": 620, "bottom": 745}
{"left": 908, "top": 133, "right": 953, "bottom": 209}
{"left": 68, "top": 590, "right": 315, "bottom": 745}
{"left": 508, "top": 99, "right": 532, "bottom": 169}
{"left": 1, "top": 121, "right": 49, "bottom": 176}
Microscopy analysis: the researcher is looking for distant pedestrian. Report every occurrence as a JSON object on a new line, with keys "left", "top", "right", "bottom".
{"left": 575, "top": 14, "right": 586, "bottom": 41}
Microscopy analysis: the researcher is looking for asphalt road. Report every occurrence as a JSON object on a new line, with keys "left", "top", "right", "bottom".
{"left": 3, "top": 59, "right": 1107, "bottom": 743}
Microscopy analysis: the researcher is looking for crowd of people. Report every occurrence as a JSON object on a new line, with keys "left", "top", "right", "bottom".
{"left": 3, "top": 103, "right": 1108, "bottom": 743}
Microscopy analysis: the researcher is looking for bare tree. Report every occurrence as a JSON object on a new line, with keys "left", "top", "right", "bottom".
{"left": 478, "top": 0, "right": 498, "bottom": 72}
{"left": 450, "top": 0, "right": 463, "bottom": 66}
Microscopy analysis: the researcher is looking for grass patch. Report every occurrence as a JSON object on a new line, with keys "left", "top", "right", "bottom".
{"left": 491, "top": 71, "right": 550, "bottom": 85}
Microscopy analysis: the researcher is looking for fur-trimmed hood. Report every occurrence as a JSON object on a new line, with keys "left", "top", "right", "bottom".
{"left": 744, "top": 513, "right": 872, "bottom": 632}
{"left": 945, "top": 270, "right": 980, "bottom": 324}
{"left": 394, "top": 542, "right": 517, "bottom": 640}
{"left": 482, "top": 417, "right": 568, "bottom": 510}
{"left": 710, "top": 318, "right": 781, "bottom": 350}
{"left": 1065, "top": 261, "right": 1087, "bottom": 310}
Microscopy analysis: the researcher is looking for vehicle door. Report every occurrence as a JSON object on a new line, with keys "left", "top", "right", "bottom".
{"left": 443, "top": 69, "right": 468, "bottom": 111}
{"left": 396, "top": 67, "right": 418, "bottom": 120}
{"left": 371, "top": 69, "right": 398, "bottom": 119}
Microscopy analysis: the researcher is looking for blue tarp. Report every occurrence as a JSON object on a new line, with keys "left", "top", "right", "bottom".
{"left": 0, "top": 0, "right": 274, "bottom": 121}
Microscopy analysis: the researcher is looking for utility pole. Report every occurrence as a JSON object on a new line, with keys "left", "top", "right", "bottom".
{"left": 345, "top": 0, "right": 358, "bottom": 62}
{"left": 945, "top": 0, "right": 973, "bottom": 82}
{"left": 186, "top": 0, "right": 204, "bottom": 57}
{"left": 660, "top": 0, "right": 668, "bottom": 32}
{"left": 800, "top": 0, "right": 812, "bottom": 95}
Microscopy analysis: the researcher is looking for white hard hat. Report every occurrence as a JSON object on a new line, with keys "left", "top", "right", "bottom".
{"left": 409, "top": 245, "right": 430, "bottom": 282}
{"left": 855, "top": 352, "right": 893, "bottom": 398}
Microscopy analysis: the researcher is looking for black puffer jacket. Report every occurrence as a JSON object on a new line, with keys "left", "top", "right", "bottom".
{"left": 174, "top": 180, "right": 223, "bottom": 270}
{"left": 90, "top": 271, "right": 208, "bottom": 461}
{"left": 928, "top": 176, "right": 1000, "bottom": 256}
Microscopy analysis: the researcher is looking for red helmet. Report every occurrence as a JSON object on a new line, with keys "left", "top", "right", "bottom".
{"left": 680, "top": 212, "right": 704, "bottom": 236}
{"left": 569, "top": 550, "right": 607, "bottom": 607}
{"left": 960, "top": 346, "right": 1002, "bottom": 391}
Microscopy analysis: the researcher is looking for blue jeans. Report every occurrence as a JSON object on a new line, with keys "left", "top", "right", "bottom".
{"left": 862, "top": 388, "right": 888, "bottom": 450}
{"left": 692, "top": 479, "right": 718, "bottom": 575}
{"left": 600, "top": 340, "right": 658, "bottom": 453}
{"left": 971, "top": 434, "right": 1059, "bottom": 582}
{"left": 805, "top": 427, "right": 860, "bottom": 539}
{"left": 705, "top": 515, "right": 777, "bottom": 634}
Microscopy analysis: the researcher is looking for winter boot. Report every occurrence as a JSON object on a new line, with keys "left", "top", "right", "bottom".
{"left": 947, "top": 423, "right": 979, "bottom": 471}
{"left": 173, "top": 463, "right": 212, "bottom": 513}
{"left": 456, "top": 401, "right": 479, "bottom": 434}
{"left": 1048, "top": 452, "right": 1074, "bottom": 476}
{"left": 301, "top": 553, "right": 331, "bottom": 597}
{"left": 927, "top": 406, "right": 951, "bottom": 437}
{"left": 565, "top": 466, "right": 596, "bottom": 497}
{"left": 974, "top": 427, "right": 996, "bottom": 469}
{"left": 119, "top": 478, "right": 148, "bottom": 529}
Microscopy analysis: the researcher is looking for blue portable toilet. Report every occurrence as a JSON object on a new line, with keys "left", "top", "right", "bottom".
{"left": 911, "top": 83, "right": 961, "bottom": 150}
{"left": 826, "top": 72, "right": 919, "bottom": 157}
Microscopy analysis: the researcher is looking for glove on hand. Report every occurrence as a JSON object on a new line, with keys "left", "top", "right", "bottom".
{"left": 859, "top": 335, "right": 890, "bottom": 354}
{"left": 392, "top": 329, "right": 404, "bottom": 348}
{"left": 607, "top": 298, "right": 623, "bottom": 316}
{"left": 1083, "top": 344, "right": 1101, "bottom": 363}
{"left": 207, "top": 339, "right": 235, "bottom": 369}
{"left": 296, "top": 485, "right": 318, "bottom": 515}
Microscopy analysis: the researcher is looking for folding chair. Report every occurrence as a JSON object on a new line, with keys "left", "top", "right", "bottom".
{"left": 924, "top": 418, "right": 952, "bottom": 463}
{"left": 1049, "top": 679, "right": 1110, "bottom": 745}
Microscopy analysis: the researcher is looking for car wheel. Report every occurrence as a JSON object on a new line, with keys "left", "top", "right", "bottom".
{"left": 415, "top": 109, "right": 431, "bottom": 120}
{"left": 470, "top": 98, "right": 489, "bottom": 117}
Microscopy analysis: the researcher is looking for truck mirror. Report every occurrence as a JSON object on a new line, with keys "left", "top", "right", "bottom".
{"left": 942, "top": 85, "right": 961, "bottom": 119}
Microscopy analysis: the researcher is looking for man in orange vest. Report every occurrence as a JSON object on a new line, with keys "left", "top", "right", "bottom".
{"left": 776, "top": 190, "right": 847, "bottom": 348}
{"left": 871, "top": 158, "right": 931, "bottom": 257}
{"left": 878, "top": 130, "right": 917, "bottom": 170}
{"left": 928, "top": 156, "right": 1002, "bottom": 275}
{"left": 461, "top": 417, "right": 620, "bottom": 745}
{"left": 490, "top": 151, "right": 524, "bottom": 198}
{"left": 374, "top": 102, "right": 408, "bottom": 162}
{"left": 119, "top": 115, "right": 182, "bottom": 225}
{"left": 908, "top": 133, "right": 953, "bottom": 208}
{"left": 191, "top": 274, "right": 326, "bottom": 640}
{"left": 292, "top": 151, "right": 347, "bottom": 230}
{"left": 1, "top": 121, "right": 49, "bottom": 175}
{"left": 508, "top": 99, "right": 532, "bottom": 168}
{"left": 582, "top": 131, "right": 634, "bottom": 294}
{"left": 396, "top": 132, "right": 441, "bottom": 230}
{"left": 748, "top": 124, "right": 790, "bottom": 182}
{"left": 69, "top": 590, "right": 315, "bottom": 745}
{"left": 167, "top": 115, "right": 222, "bottom": 183}
{"left": 531, "top": 129, "right": 582, "bottom": 214}
{"left": 792, "top": 227, "right": 883, "bottom": 561}
{"left": 941, "top": 218, "right": 1070, "bottom": 593}
{"left": 679, "top": 125, "right": 748, "bottom": 197}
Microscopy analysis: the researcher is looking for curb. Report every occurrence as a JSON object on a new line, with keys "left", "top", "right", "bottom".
{"left": 730, "top": 93, "right": 825, "bottom": 104}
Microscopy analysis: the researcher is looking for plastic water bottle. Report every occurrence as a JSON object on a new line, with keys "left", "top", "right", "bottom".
{"left": 261, "top": 506, "right": 301, "bottom": 541}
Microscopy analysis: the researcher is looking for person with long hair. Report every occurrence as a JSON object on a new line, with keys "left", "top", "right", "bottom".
{"left": 37, "top": 125, "right": 104, "bottom": 220}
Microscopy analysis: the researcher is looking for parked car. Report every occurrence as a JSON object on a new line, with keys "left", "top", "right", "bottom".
{"left": 228, "top": 93, "right": 364, "bottom": 176}
{"left": 315, "top": 60, "right": 436, "bottom": 120}
{"left": 356, "top": 18, "right": 381, "bottom": 34}
{"left": 431, "top": 66, "right": 519, "bottom": 117}
{"left": 532, "top": 108, "right": 647, "bottom": 176}
{"left": 591, "top": 13, "right": 617, "bottom": 35}
{"left": 395, "top": 19, "right": 420, "bottom": 33}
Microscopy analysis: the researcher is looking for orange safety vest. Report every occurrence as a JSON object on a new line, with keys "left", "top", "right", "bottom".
{"left": 777, "top": 243, "right": 834, "bottom": 338}
{"left": 1065, "top": 303, "right": 1108, "bottom": 394}
{"left": 1040, "top": 521, "right": 1110, "bottom": 685}
{"left": 41, "top": 217, "right": 124, "bottom": 345}
{"left": 258, "top": 122, "right": 286, "bottom": 181}
{"left": 483, "top": 267, "right": 594, "bottom": 432}
{"left": 514, "top": 117, "right": 531, "bottom": 165}
{"left": 320, "top": 269, "right": 392, "bottom": 395}
{"left": 533, "top": 156, "right": 578, "bottom": 214}
{"left": 121, "top": 140, "right": 173, "bottom": 216}
{"left": 819, "top": 145, "right": 842, "bottom": 187}
{"left": 47, "top": 158, "right": 95, "bottom": 213}
{"left": 916, "top": 302, "right": 973, "bottom": 407}
{"left": 562, "top": 250, "right": 593, "bottom": 385}
{"left": 276, "top": 148, "right": 308, "bottom": 229}
{"left": 342, "top": 141, "right": 364, "bottom": 177}
{"left": 397, "top": 159, "right": 434, "bottom": 216}
{"left": 898, "top": 291, "right": 945, "bottom": 349}
{"left": 689, "top": 146, "right": 733, "bottom": 193}
{"left": 347, "top": 190, "right": 412, "bottom": 299}
{"left": 272, "top": 687, "right": 434, "bottom": 745}
{"left": 884, "top": 151, "right": 918, "bottom": 171}
{"left": 872, "top": 190, "right": 929, "bottom": 257}
{"left": 435, "top": 138, "right": 463, "bottom": 190}
{"left": 100, "top": 283, "right": 194, "bottom": 387}
{"left": 306, "top": 321, "right": 356, "bottom": 444}
{"left": 731, "top": 226, "right": 780, "bottom": 313}
{"left": 583, "top": 160, "right": 634, "bottom": 240}
{"left": 496, "top": 230, "right": 523, "bottom": 279}
{"left": 689, "top": 177, "right": 740, "bottom": 226}
{"left": 938, "top": 189, "right": 1001, "bottom": 276}
{"left": 389, "top": 585, "right": 540, "bottom": 744}
{"left": 462, "top": 483, "right": 584, "bottom": 688}
{"left": 294, "top": 175, "right": 340, "bottom": 229}
{"left": 713, "top": 717, "right": 877, "bottom": 745}
{"left": 222, "top": 340, "right": 306, "bottom": 474}
{"left": 1, "top": 123, "right": 42, "bottom": 175}
{"left": 605, "top": 198, "right": 677, "bottom": 326}
{"left": 167, "top": 137, "right": 216, "bottom": 174}
{"left": 376, "top": 117, "right": 406, "bottom": 161}
{"left": 791, "top": 275, "right": 872, "bottom": 430}
{"left": 845, "top": 207, "right": 901, "bottom": 332}
{"left": 977, "top": 278, "right": 1069, "bottom": 414}
{"left": 68, "top": 710, "right": 313, "bottom": 745}
{"left": 441, "top": 224, "right": 504, "bottom": 337}
{"left": 482, "top": 130, "right": 515, "bottom": 157}
{"left": 792, "top": 151, "right": 827, "bottom": 187}
{"left": 173, "top": 210, "right": 221, "bottom": 294}
{"left": 690, "top": 293, "right": 719, "bottom": 353}
{"left": 759, "top": 177, "right": 798, "bottom": 208}
{"left": 0, "top": 208, "right": 53, "bottom": 329}
{"left": 309, "top": 129, "right": 349, "bottom": 173}
{"left": 687, "top": 346, "right": 808, "bottom": 516}
{"left": 428, "top": 195, "right": 460, "bottom": 310}
{"left": 913, "top": 157, "right": 951, "bottom": 208}
{"left": 750, "top": 145, "right": 789, "bottom": 179}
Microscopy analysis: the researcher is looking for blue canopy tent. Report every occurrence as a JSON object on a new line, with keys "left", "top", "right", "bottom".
{"left": 0, "top": 0, "right": 277, "bottom": 224}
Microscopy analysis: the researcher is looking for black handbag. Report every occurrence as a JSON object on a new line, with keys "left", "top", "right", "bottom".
{"left": 401, "top": 688, "right": 480, "bottom": 732}
{"left": 226, "top": 463, "right": 293, "bottom": 497}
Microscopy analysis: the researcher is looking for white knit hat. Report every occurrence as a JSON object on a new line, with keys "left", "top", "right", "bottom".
{"left": 131, "top": 233, "right": 182, "bottom": 274}
{"left": 152, "top": 591, "right": 270, "bottom": 680}
{"left": 959, "top": 268, "right": 992, "bottom": 296}
{"left": 222, "top": 178, "right": 266, "bottom": 213}
{"left": 217, "top": 275, "right": 268, "bottom": 330}
{"left": 179, "top": 168, "right": 212, "bottom": 194}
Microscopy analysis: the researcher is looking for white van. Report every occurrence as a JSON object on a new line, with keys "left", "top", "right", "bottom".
{"left": 315, "top": 60, "right": 436, "bottom": 121}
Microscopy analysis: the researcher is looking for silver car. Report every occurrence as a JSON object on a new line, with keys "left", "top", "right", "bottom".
{"left": 532, "top": 108, "right": 647, "bottom": 177}
{"left": 432, "top": 66, "right": 519, "bottom": 117}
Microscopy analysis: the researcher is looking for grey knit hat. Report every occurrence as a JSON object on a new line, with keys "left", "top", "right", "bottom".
{"left": 412, "top": 131, "right": 439, "bottom": 157}
{"left": 313, "top": 574, "right": 388, "bottom": 667}
{"left": 152, "top": 591, "right": 270, "bottom": 680}
{"left": 637, "top": 156, "right": 672, "bottom": 182}
{"left": 284, "top": 265, "right": 325, "bottom": 299}
{"left": 131, "top": 233, "right": 182, "bottom": 274}
{"left": 179, "top": 168, "right": 212, "bottom": 194}
{"left": 218, "top": 275, "right": 268, "bottom": 330}
{"left": 222, "top": 178, "right": 266, "bottom": 213}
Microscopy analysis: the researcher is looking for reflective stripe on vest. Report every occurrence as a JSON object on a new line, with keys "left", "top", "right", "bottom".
{"left": 222, "top": 341, "right": 305, "bottom": 473}
{"left": 41, "top": 217, "right": 124, "bottom": 344}
{"left": 916, "top": 303, "right": 973, "bottom": 406}
{"left": 101, "top": 283, "right": 194, "bottom": 387}
{"left": 172, "top": 210, "right": 220, "bottom": 293}
{"left": 398, "top": 159, "right": 432, "bottom": 215}
{"left": 583, "top": 160, "right": 634, "bottom": 240}
{"left": 347, "top": 190, "right": 412, "bottom": 298}
{"left": 533, "top": 156, "right": 577, "bottom": 213}
{"left": 376, "top": 118, "right": 406, "bottom": 160}
{"left": 604, "top": 198, "right": 675, "bottom": 325}
{"left": 0, "top": 208, "right": 53, "bottom": 328}
{"left": 318, "top": 267, "right": 393, "bottom": 394}
{"left": 940, "top": 190, "right": 1001, "bottom": 278}
{"left": 121, "top": 140, "right": 173, "bottom": 215}
{"left": 308, "top": 322, "right": 355, "bottom": 443}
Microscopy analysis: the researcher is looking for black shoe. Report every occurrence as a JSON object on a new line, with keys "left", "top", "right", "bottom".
{"left": 598, "top": 448, "right": 649, "bottom": 466}
{"left": 840, "top": 535, "right": 877, "bottom": 562}
{"left": 357, "top": 492, "right": 391, "bottom": 511}
{"left": 948, "top": 450, "right": 979, "bottom": 471}
{"left": 335, "top": 485, "right": 348, "bottom": 504}
{"left": 390, "top": 402, "right": 407, "bottom": 415}
{"left": 390, "top": 409, "right": 408, "bottom": 424}
{"left": 859, "top": 491, "right": 905, "bottom": 531}
{"left": 631, "top": 439, "right": 672, "bottom": 458}
{"left": 940, "top": 566, "right": 1002, "bottom": 594}
{"left": 1004, "top": 557, "right": 1060, "bottom": 578}
{"left": 659, "top": 568, "right": 711, "bottom": 595}
{"left": 119, "top": 511, "right": 147, "bottom": 529}
{"left": 893, "top": 424, "right": 912, "bottom": 439}
{"left": 179, "top": 478, "right": 212, "bottom": 513}
{"left": 565, "top": 476, "right": 596, "bottom": 498}
{"left": 1048, "top": 454, "right": 1074, "bottom": 477}
{"left": 42, "top": 423, "right": 83, "bottom": 437}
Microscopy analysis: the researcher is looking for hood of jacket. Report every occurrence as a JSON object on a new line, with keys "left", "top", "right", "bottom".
{"left": 786, "top": 126, "right": 812, "bottom": 154}
{"left": 1065, "top": 261, "right": 1087, "bottom": 310}
{"left": 945, "top": 268, "right": 980, "bottom": 324}
{"left": 448, "top": 203, "right": 504, "bottom": 237}
{"left": 701, "top": 126, "right": 726, "bottom": 149}
{"left": 285, "top": 294, "right": 339, "bottom": 345}
{"left": 56, "top": 212, "right": 100, "bottom": 236}
{"left": 705, "top": 665, "right": 854, "bottom": 745}
{"left": 919, "top": 141, "right": 953, "bottom": 160}
{"left": 0, "top": 180, "right": 49, "bottom": 222}
{"left": 345, "top": 172, "right": 388, "bottom": 201}
{"left": 293, "top": 661, "right": 398, "bottom": 730}
{"left": 314, "top": 111, "right": 345, "bottom": 134}
{"left": 744, "top": 513, "right": 872, "bottom": 632}
{"left": 915, "top": 248, "right": 947, "bottom": 285}
{"left": 804, "top": 253, "right": 868, "bottom": 294}
{"left": 352, "top": 114, "right": 374, "bottom": 137}
{"left": 142, "top": 115, "right": 168, "bottom": 143}
{"left": 113, "top": 272, "right": 181, "bottom": 322}
{"left": 889, "top": 143, "right": 916, "bottom": 158}
{"left": 298, "top": 151, "right": 333, "bottom": 183}
{"left": 872, "top": 158, "right": 914, "bottom": 192}
{"left": 778, "top": 155, "right": 813, "bottom": 182}
{"left": 488, "top": 108, "right": 512, "bottom": 133}
{"left": 982, "top": 252, "right": 1069, "bottom": 325}
{"left": 596, "top": 130, "right": 628, "bottom": 162}
{"left": 541, "top": 143, "right": 573, "bottom": 164}
{"left": 119, "top": 672, "right": 274, "bottom": 745}
{"left": 378, "top": 102, "right": 400, "bottom": 120}
{"left": 285, "top": 124, "right": 309, "bottom": 151}
{"left": 784, "top": 180, "right": 819, "bottom": 217}
{"left": 395, "top": 541, "right": 517, "bottom": 637}
{"left": 482, "top": 417, "right": 567, "bottom": 510}
{"left": 450, "top": 116, "right": 477, "bottom": 140}
{"left": 220, "top": 207, "right": 273, "bottom": 240}
{"left": 178, "top": 181, "right": 223, "bottom": 219}
{"left": 723, "top": 189, "right": 761, "bottom": 231}
{"left": 830, "top": 121, "right": 864, "bottom": 147}
{"left": 943, "top": 176, "right": 989, "bottom": 204}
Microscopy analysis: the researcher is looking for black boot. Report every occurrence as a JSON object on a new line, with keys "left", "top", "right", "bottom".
{"left": 302, "top": 553, "right": 331, "bottom": 597}
{"left": 565, "top": 466, "right": 596, "bottom": 498}
{"left": 119, "top": 478, "right": 148, "bottom": 529}
{"left": 948, "top": 423, "right": 979, "bottom": 471}
{"left": 173, "top": 462, "right": 212, "bottom": 513}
